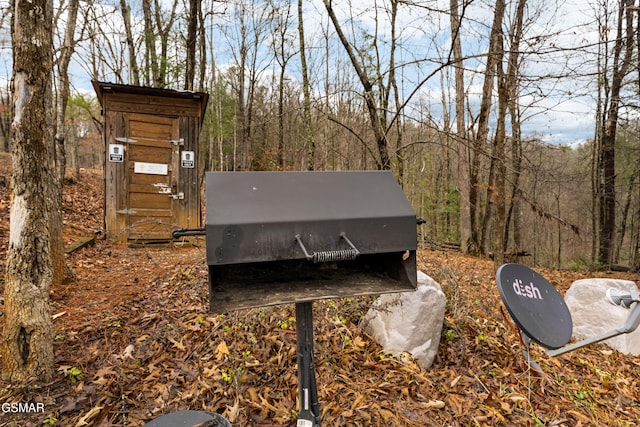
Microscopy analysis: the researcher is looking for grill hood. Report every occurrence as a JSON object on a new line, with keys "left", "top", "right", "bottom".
{"left": 205, "top": 171, "right": 418, "bottom": 313}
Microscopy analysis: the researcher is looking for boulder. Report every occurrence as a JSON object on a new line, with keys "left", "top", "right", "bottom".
{"left": 565, "top": 278, "right": 640, "bottom": 356}
{"left": 362, "top": 270, "right": 446, "bottom": 368}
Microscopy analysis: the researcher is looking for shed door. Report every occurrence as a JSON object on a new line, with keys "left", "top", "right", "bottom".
{"left": 126, "top": 113, "right": 180, "bottom": 240}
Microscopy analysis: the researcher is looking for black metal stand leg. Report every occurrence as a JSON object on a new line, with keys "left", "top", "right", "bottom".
{"left": 295, "top": 301, "right": 321, "bottom": 427}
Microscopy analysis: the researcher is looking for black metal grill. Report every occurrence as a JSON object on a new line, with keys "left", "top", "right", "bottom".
{"left": 173, "top": 170, "right": 419, "bottom": 427}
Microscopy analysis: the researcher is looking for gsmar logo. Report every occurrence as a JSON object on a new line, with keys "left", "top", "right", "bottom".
{"left": 512, "top": 278, "right": 543, "bottom": 300}
{"left": 2, "top": 402, "right": 45, "bottom": 413}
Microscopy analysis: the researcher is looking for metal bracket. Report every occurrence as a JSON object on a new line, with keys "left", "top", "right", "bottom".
{"left": 168, "top": 192, "right": 184, "bottom": 200}
{"left": 547, "top": 301, "right": 640, "bottom": 357}
{"left": 170, "top": 138, "right": 185, "bottom": 146}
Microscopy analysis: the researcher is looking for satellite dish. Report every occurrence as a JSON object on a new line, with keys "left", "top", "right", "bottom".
{"left": 496, "top": 263, "right": 572, "bottom": 350}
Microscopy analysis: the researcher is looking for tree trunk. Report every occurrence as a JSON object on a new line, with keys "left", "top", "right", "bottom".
{"left": 141, "top": 0, "right": 159, "bottom": 86}
{"left": 388, "top": 0, "right": 405, "bottom": 185}
{"left": 52, "top": 0, "right": 80, "bottom": 286}
{"left": 598, "top": 0, "right": 634, "bottom": 266}
{"left": 0, "top": 90, "right": 9, "bottom": 152}
{"left": 470, "top": 0, "right": 504, "bottom": 255}
{"left": 2, "top": 0, "right": 55, "bottom": 382}
{"left": 184, "top": 0, "right": 198, "bottom": 90}
{"left": 197, "top": 2, "right": 206, "bottom": 91}
{"left": 492, "top": 0, "right": 507, "bottom": 269}
{"left": 298, "top": 0, "right": 314, "bottom": 170}
{"left": 478, "top": 0, "right": 506, "bottom": 256}
{"left": 614, "top": 172, "right": 637, "bottom": 263}
{"left": 119, "top": 0, "right": 140, "bottom": 85}
{"left": 633, "top": 180, "right": 640, "bottom": 272}
{"left": 503, "top": 0, "right": 526, "bottom": 261}
{"left": 449, "top": 0, "right": 471, "bottom": 253}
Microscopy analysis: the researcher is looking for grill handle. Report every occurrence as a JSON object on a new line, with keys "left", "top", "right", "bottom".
{"left": 172, "top": 227, "right": 206, "bottom": 238}
{"left": 295, "top": 232, "right": 360, "bottom": 263}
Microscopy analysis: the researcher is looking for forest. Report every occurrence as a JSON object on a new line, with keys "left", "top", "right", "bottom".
{"left": 1, "top": 1, "right": 640, "bottom": 424}
{"left": 0, "top": 0, "right": 638, "bottom": 270}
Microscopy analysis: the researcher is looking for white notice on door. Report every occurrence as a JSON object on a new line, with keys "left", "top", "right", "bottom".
{"left": 108, "top": 144, "right": 124, "bottom": 162}
{"left": 181, "top": 151, "right": 195, "bottom": 168}
{"left": 134, "top": 162, "right": 168, "bottom": 175}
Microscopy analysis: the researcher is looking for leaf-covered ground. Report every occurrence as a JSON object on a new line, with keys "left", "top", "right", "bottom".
{"left": 0, "top": 159, "right": 639, "bottom": 426}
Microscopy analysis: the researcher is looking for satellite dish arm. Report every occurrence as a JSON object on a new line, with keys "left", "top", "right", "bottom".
{"left": 547, "top": 302, "right": 640, "bottom": 357}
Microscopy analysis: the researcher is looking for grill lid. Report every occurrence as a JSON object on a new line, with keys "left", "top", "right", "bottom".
{"left": 205, "top": 170, "right": 417, "bottom": 266}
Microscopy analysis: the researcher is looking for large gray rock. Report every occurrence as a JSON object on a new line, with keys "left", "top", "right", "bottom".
{"left": 362, "top": 270, "right": 446, "bottom": 368}
{"left": 565, "top": 278, "right": 640, "bottom": 355}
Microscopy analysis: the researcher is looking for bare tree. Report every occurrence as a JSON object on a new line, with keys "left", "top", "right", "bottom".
{"left": 222, "top": 0, "right": 272, "bottom": 170}
{"left": 322, "top": 0, "right": 391, "bottom": 170}
{"left": 449, "top": 0, "right": 471, "bottom": 253}
{"left": 185, "top": 0, "right": 199, "bottom": 90}
{"left": 598, "top": 0, "right": 635, "bottom": 266}
{"left": 266, "top": 0, "right": 297, "bottom": 169}
{"left": 119, "top": 0, "right": 140, "bottom": 85}
{"left": 490, "top": 0, "right": 508, "bottom": 268}
{"left": 50, "top": 0, "right": 81, "bottom": 287}
{"left": 475, "top": 0, "right": 506, "bottom": 257}
{"left": 141, "top": 0, "right": 178, "bottom": 87}
{"left": 503, "top": 0, "right": 526, "bottom": 262}
{"left": 2, "top": 0, "right": 55, "bottom": 382}
{"left": 298, "top": 0, "right": 314, "bottom": 170}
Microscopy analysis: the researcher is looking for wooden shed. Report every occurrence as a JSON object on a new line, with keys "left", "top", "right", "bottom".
{"left": 93, "top": 81, "right": 209, "bottom": 243}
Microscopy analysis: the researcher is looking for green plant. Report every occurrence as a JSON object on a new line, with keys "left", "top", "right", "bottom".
{"left": 66, "top": 367, "right": 83, "bottom": 384}
{"left": 221, "top": 369, "right": 233, "bottom": 384}
{"left": 43, "top": 418, "right": 56, "bottom": 426}
{"left": 444, "top": 329, "right": 458, "bottom": 342}
{"left": 277, "top": 318, "right": 293, "bottom": 330}
{"left": 570, "top": 385, "right": 595, "bottom": 408}
{"left": 531, "top": 415, "right": 543, "bottom": 426}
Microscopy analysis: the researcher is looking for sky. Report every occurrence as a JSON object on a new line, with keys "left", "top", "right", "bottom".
{"left": 0, "top": 0, "right": 618, "bottom": 147}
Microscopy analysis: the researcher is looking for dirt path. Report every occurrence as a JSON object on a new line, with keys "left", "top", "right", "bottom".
{"left": 53, "top": 241, "right": 207, "bottom": 333}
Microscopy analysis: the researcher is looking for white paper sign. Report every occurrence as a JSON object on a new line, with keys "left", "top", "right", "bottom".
{"left": 108, "top": 144, "right": 124, "bottom": 162}
{"left": 134, "top": 162, "right": 168, "bottom": 175}
{"left": 181, "top": 151, "right": 195, "bottom": 168}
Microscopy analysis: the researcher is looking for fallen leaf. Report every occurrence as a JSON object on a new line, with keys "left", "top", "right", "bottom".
{"left": 75, "top": 406, "right": 104, "bottom": 427}
{"left": 168, "top": 337, "right": 185, "bottom": 350}
{"left": 122, "top": 344, "right": 135, "bottom": 359}
{"left": 215, "top": 340, "right": 229, "bottom": 361}
{"left": 95, "top": 366, "right": 118, "bottom": 379}
{"left": 60, "top": 397, "right": 79, "bottom": 414}
{"left": 353, "top": 336, "right": 366, "bottom": 347}
{"left": 422, "top": 400, "right": 446, "bottom": 410}
{"left": 379, "top": 408, "right": 395, "bottom": 421}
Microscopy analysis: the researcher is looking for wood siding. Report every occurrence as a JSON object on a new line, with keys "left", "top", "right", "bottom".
{"left": 96, "top": 82, "right": 208, "bottom": 242}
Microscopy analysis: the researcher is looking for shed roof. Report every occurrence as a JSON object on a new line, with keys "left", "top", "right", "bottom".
{"left": 92, "top": 80, "right": 209, "bottom": 123}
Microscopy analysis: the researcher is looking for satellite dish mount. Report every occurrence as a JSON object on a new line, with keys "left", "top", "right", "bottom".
{"left": 496, "top": 263, "right": 640, "bottom": 364}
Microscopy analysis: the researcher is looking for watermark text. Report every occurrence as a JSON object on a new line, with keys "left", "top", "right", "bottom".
{"left": 1, "top": 402, "right": 45, "bottom": 413}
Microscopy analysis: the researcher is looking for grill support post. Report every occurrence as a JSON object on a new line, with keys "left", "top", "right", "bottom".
{"left": 296, "top": 301, "right": 321, "bottom": 427}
